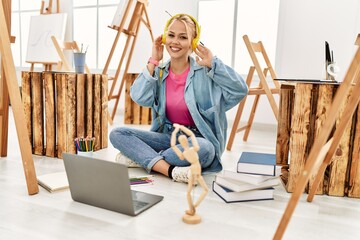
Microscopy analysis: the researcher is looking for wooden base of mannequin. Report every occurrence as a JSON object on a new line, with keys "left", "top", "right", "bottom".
{"left": 182, "top": 213, "right": 201, "bottom": 224}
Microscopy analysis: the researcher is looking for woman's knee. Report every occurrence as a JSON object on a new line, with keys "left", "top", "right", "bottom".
{"left": 196, "top": 138, "right": 215, "bottom": 162}
{"left": 109, "top": 127, "right": 130, "bottom": 143}
{"left": 109, "top": 128, "right": 120, "bottom": 143}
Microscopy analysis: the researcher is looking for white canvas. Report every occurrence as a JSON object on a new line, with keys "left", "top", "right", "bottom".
{"left": 25, "top": 13, "right": 67, "bottom": 63}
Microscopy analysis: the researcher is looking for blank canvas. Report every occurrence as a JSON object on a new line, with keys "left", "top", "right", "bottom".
{"left": 25, "top": 13, "right": 67, "bottom": 63}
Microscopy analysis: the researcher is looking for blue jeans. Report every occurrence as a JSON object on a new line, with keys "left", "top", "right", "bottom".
{"left": 109, "top": 126, "right": 216, "bottom": 173}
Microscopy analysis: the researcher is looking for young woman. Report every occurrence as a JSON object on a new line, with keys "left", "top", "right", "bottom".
{"left": 109, "top": 14, "right": 248, "bottom": 183}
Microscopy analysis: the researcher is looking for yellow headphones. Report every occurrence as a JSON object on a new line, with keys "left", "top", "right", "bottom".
{"left": 161, "top": 13, "right": 201, "bottom": 50}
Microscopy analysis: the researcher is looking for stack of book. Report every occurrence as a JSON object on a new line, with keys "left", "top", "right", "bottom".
{"left": 213, "top": 152, "right": 281, "bottom": 203}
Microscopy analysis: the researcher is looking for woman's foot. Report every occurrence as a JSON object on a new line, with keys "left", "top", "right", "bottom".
{"left": 115, "top": 152, "right": 141, "bottom": 168}
{"left": 171, "top": 166, "right": 191, "bottom": 183}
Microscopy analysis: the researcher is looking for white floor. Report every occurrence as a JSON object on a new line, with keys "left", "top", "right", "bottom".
{"left": 1, "top": 108, "right": 360, "bottom": 240}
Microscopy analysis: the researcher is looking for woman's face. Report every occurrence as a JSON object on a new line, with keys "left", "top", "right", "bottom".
{"left": 165, "top": 20, "right": 192, "bottom": 59}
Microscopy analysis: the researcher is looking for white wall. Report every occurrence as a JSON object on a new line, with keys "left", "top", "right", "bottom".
{"left": 276, "top": 0, "right": 360, "bottom": 81}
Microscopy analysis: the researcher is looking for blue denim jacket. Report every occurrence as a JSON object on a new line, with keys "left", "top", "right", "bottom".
{"left": 130, "top": 56, "right": 248, "bottom": 173}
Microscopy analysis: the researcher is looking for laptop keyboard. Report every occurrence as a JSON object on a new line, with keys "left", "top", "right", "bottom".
{"left": 133, "top": 200, "right": 148, "bottom": 210}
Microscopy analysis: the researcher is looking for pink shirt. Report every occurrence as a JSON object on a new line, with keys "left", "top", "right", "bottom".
{"left": 165, "top": 66, "right": 195, "bottom": 126}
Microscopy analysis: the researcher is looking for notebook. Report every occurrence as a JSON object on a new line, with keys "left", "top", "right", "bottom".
{"left": 62, "top": 153, "right": 164, "bottom": 216}
{"left": 274, "top": 78, "right": 323, "bottom": 82}
{"left": 37, "top": 172, "right": 69, "bottom": 193}
{"left": 274, "top": 78, "right": 339, "bottom": 84}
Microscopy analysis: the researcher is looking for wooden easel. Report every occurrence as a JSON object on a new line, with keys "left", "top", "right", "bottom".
{"left": 27, "top": 0, "right": 61, "bottom": 71}
{"left": 40, "top": 0, "right": 60, "bottom": 15}
{"left": 226, "top": 35, "right": 279, "bottom": 150}
{"left": 0, "top": 0, "right": 38, "bottom": 195}
{"left": 103, "top": 0, "right": 154, "bottom": 121}
{"left": 273, "top": 34, "right": 360, "bottom": 239}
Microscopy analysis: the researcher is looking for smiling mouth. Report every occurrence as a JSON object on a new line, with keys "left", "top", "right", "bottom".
{"left": 170, "top": 46, "right": 181, "bottom": 52}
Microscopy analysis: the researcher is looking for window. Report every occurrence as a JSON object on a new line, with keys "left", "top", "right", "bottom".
{"left": 198, "top": 0, "right": 235, "bottom": 66}
{"left": 235, "top": 0, "right": 279, "bottom": 74}
{"left": 11, "top": 0, "right": 120, "bottom": 72}
{"left": 11, "top": 0, "right": 38, "bottom": 69}
{"left": 198, "top": 0, "right": 280, "bottom": 75}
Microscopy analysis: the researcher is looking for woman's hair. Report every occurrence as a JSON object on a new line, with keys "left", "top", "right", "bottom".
{"left": 167, "top": 14, "right": 198, "bottom": 43}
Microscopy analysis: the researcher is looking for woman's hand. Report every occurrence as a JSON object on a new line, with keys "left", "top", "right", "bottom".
{"left": 194, "top": 44, "right": 213, "bottom": 68}
{"left": 152, "top": 35, "right": 164, "bottom": 61}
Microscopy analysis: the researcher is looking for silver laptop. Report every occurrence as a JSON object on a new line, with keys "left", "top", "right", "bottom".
{"left": 62, "top": 153, "right": 163, "bottom": 216}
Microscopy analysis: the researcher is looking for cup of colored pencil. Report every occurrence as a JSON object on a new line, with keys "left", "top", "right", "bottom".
{"left": 74, "top": 136, "right": 95, "bottom": 156}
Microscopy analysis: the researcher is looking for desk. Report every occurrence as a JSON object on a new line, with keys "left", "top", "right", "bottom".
{"left": 21, "top": 71, "right": 108, "bottom": 158}
{"left": 276, "top": 82, "right": 360, "bottom": 198}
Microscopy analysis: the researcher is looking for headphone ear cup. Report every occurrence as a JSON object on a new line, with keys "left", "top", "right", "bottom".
{"left": 192, "top": 39, "right": 198, "bottom": 50}
{"left": 162, "top": 34, "right": 166, "bottom": 44}
{"left": 191, "top": 18, "right": 200, "bottom": 50}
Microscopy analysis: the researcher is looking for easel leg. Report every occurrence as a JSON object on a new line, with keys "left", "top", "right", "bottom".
{"left": 226, "top": 97, "right": 247, "bottom": 150}
{"left": 307, "top": 138, "right": 334, "bottom": 202}
{"left": 0, "top": 0, "right": 38, "bottom": 195}
{"left": 0, "top": 63, "right": 9, "bottom": 156}
{"left": 0, "top": 0, "right": 9, "bottom": 155}
{"left": 243, "top": 94, "right": 260, "bottom": 141}
{"left": 226, "top": 66, "right": 255, "bottom": 149}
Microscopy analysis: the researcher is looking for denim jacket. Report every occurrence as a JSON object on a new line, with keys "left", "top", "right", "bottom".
{"left": 130, "top": 56, "right": 248, "bottom": 173}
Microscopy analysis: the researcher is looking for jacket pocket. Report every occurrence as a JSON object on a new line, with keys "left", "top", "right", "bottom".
{"left": 198, "top": 104, "right": 220, "bottom": 134}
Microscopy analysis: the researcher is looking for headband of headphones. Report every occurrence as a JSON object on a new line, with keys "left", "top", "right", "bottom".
{"left": 161, "top": 13, "right": 201, "bottom": 50}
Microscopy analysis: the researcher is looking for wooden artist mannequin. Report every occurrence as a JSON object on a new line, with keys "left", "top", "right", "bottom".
{"left": 171, "top": 123, "right": 209, "bottom": 224}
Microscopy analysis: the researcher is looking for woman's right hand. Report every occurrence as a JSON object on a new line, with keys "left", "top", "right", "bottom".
{"left": 152, "top": 35, "right": 164, "bottom": 61}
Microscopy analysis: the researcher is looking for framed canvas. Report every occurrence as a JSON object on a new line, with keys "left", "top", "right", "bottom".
{"left": 25, "top": 13, "right": 67, "bottom": 63}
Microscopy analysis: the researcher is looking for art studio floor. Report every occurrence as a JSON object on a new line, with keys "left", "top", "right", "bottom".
{"left": 1, "top": 108, "right": 360, "bottom": 240}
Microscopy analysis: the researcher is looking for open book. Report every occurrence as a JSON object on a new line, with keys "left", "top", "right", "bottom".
{"left": 37, "top": 172, "right": 69, "bottom": 193}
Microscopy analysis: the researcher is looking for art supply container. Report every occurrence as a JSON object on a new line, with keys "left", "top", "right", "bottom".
{"left": 77, "top": 150, "right": 93, "bottom": 157}
{"left": 73, "top": 52, "right": 86, "bottom": 73}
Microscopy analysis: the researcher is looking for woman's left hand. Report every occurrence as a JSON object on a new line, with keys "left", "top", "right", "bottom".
{"left": 194, "top": 44, "right": 213, "bottom": 69}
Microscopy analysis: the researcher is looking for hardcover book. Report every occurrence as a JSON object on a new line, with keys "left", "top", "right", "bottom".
{"left": 221, "top": 169, "right": 281, "bottom": 185}
{"left": 237, "top": 152, "right": 277, "bottom": 176}
{"left": 215, "top": 175, "right": 279, "bottom": 192}
{"left": 212, "top": 182, "right": 274, "bottom": 203}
